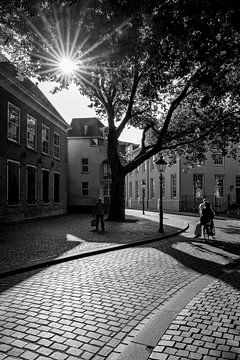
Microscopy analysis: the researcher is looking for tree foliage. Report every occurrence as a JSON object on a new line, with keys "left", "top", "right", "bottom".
{"left": 1, "top": 0, "right": 240, "bottom": 219}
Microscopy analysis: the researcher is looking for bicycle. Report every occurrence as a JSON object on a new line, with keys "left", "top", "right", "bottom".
{"left": 203, "top": 221, "right": 216, "bottom": 241}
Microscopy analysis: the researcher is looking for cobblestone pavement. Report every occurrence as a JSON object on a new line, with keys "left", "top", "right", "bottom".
{"left": 0, "top": 211, "right": 186, "bottom": 275}
{"left": 0, "top": 211, "right": 240, "bottom": 360}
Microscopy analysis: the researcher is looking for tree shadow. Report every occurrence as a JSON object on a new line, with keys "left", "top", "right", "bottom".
{"left": 216, "top": 224, "right": 240, "bottom": 235}
{"left": 146, "top": 232, "right": 240, "bottom": 292}
{"left": 0, "top": 214, "right": 239, "bottom": 295}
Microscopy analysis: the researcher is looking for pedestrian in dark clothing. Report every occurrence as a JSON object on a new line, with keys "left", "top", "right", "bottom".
{"left": 93, "top": 198, "right": 105, "bottom": 231}
{"left": 200, "top": 201, "right": 215, "bottom": 233}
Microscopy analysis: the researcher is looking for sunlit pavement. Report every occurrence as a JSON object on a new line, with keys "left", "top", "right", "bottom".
{"left": 0, "top": 211, "right": 240, "bottom": 360}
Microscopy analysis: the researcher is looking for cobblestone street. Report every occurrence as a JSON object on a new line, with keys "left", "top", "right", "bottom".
{"left": 0, "top": 210, "right": 240, "bottom": 360}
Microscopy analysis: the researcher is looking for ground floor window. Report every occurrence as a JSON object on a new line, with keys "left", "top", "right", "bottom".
{"left": 7, "top": 160, "right": 20, "bottom": 205}
{"left": 150, "top": 178, "right": 155, "bottom": 198}
{"left": 42, "top": 169, "right": 50, "bottom": 203}
{"left": 129, "top": 182, "right": 132, "bottom": 198}
{"left": 193, "top": 174, "right": 204, "bottom": 199}
{"left": 135, "top": 180, "right": 139, "bottom": 199}
{"left": 54, "top": 172, "right": 60, "bottom": 203}
{"left": 171, "top": 173, "right": 177, "bottom": 198}
{"left": 214, "top": 174, "right": 224, "bottom": 198}
{"left": 104, "top": 181, "right": 111, "bottom": 197}
{"left": 82, "top": 182, "right": 88, "bottom": 196}
{"left": 27, "top": 165, "right": 36, "bottom": 204}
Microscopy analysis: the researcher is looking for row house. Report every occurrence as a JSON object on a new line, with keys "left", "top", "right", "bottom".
{"left": 0, "top": 62, "right": 69, "bottom": 222}
{"left": 125, "top": 146, "right": 240, "bottom": 214}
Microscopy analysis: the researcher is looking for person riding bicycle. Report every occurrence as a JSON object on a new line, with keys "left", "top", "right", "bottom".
{"left": 200, "top": 201, "right": 215, "bottom": 235}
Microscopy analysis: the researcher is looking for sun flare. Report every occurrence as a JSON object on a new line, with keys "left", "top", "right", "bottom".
{"left": 58, "top": 57, "right": 77, "bottom": 74}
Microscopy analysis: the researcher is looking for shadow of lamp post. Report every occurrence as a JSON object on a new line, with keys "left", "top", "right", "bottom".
{"left": 155, "top": 155, "right": 167, "bottom": 233}
{"left": 141, "top": 180, "right": 146, "bottom": 214}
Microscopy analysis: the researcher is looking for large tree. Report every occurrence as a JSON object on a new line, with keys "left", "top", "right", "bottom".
{"left": 1, "top": 0, "right": 240, "bottom": 220}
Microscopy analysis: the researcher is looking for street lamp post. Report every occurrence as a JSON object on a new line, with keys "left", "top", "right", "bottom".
{"left": 155, "top": 155, "right": 167, "bottom": 233}
{"left": 141, "top": 180, "right": 146, "bottom": 214}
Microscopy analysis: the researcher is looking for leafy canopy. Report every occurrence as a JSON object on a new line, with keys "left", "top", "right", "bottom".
{"left": 1, "top": 0, "right": 240, "bottom": 170}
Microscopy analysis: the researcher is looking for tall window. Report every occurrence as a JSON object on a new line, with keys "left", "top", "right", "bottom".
{"left": 142, "top": 161, "right": 146, "bottom": 172}
{"left": 135, "top": 180, "right": 139, "bottom": 199}
{"left": 103, "top": 161, "right": 111, "bottom": 179}
{"left": 104, "top": 182, "right": 111, "bottom": 197}
{"left": 42, "top": 124, "right": 50, "bottom": 155}
{"left": 7, "top": 160, "right": 20, "bottom": 205}
{"left": 214, "top": 175, "right": 224, "bottom": 198}
{"left": 54, "top": 172, "right": 60, "bottom": 203}
{"left": 42, "top": 169, "right": 50, "bottom": 203}
{"left": 193, "top": 174, "right": 204, "bottom": 198}
{"left": 150, "top": 157, "right": 155, "bottom": 171}
{"left": 150, "top": 178, "right": 155, "bottom": 198}
{"left": 54, "top": 132, "right": 60, "bottom": 159}
{"left": 82, "top": 182, "right": 88, "bottom": 196}
{"left": 8, "top": 103, "right": 20, "bottom": 143}
{"left": 171, "top": 174, "right": 177, "bottom": 198}
{"left": 129, "top": 182, "right": 132, "bottom": 198}
{"left": 27, "top": 165, "right": 36, "bottom": 204}
{"left": 82, "top": 158, "right": 88, "bottom": 173}
{"left": 27, "top": 115, "right": 37, "bottom": 150}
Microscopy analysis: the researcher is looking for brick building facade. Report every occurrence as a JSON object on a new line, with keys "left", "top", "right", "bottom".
{"left": 0, "top": 62, "right": 69, "bottom": 222}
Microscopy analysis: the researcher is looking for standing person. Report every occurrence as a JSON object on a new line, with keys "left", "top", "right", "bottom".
{"left": 93, "top": 198, "right": 105, "bottom": 232}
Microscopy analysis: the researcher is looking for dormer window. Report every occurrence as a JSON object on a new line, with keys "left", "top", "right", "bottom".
{"left": 91, "top": 138, "right": 98, "bottom": 146}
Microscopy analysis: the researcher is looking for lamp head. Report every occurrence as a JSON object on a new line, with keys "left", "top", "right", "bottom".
{"left": 155, "top": 155, "right": 167, "bottom": 173}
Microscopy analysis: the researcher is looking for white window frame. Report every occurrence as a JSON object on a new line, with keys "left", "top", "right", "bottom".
{"left": 213, "top": 152, "right": 224, "bottom": 166}
{"left": 53, "top": 132, "right": 60, "bottom": 159}
{"left": 42, "top": 124, "right": 50, "bottom": 155}
{"left": 81, "top": 158, "right": 89, "bottom": 173}
{"left": 214, "top": 174, "right": 224, "bottom": 198}
{"left": 104, "top": 181, "right": 111, "bottom": 197}
{"left": 129, "top": 182, "right": 133, "bottom": 198}
{"left": 8, "top": 102, "right": 20, "bottom": 143}
{"left": 150, "top": 178, "right": 155, "bottom": 199}
{"left": 171, "top": 173, "right": 177, "bottom": 198}
{"left": 193, "top": 174, "right": 204, "bottom": 199}
{"left": 135, "top": 180, "right": 139, "bottom": 199}
{"left": 7, "top": 159, "right": 20, "bottom": 206}
{"left": 82, "top": 182, "right": 89, "bottom": 196}
{"left": 27, "top": 115, "right": 37, "bottom": 150}
{"left": 26, "top": 165, "right": 37, "bottom": 204}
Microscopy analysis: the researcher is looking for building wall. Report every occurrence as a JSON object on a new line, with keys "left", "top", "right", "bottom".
{"left": 0, "top": 76, "right": 68, "bottom": 222}
{"left": 180, "top": 151, "right": 240, "bottom": 213}
{"left": 126, "top": 156, "right": 181, "bottom": 213}
{"left": 67, "top": 137, "right": 109, "bottom": 211}
{"left": 125, "top": 150, "right": 240, "bottom": 214}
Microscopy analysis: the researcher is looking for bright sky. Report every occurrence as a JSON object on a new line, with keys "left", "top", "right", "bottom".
{"left": 38, "top": 81, "right": 142, "bottom": 144}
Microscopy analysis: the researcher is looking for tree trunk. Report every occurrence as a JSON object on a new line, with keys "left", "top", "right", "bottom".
{"left": 108, "top": 171, "right": 126, "bottom": 221}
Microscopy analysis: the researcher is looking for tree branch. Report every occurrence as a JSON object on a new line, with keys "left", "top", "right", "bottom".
{"left": 116, "top": 66, "right": 140, "bottom": 138}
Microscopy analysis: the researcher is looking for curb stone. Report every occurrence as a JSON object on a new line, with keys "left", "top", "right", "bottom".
{"left": 0, "top": 223, "right": 189, "bottom": 279}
